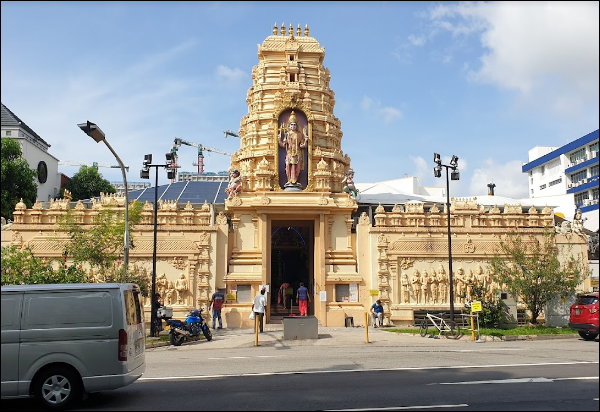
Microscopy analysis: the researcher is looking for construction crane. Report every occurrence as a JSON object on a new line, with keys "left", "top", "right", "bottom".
{"left": 59, "top": 161, "right": 130, "bottom": 172}
{"left": 171, "top": 137, "right": 233, "bottom": 178}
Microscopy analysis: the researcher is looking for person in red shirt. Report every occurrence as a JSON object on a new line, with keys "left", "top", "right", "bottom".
{"left": 209, "top": 289, "right": 226, "bottom": 329}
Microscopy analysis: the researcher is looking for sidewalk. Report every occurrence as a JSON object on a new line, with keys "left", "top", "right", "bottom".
{"left": 145, "top": 324, "right": 578, "bottom": 350}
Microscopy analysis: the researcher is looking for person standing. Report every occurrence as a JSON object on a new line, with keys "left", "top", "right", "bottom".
{"left": 152, "top": 293, "right": 163, "bottom": 337}
{"left": 296, "top": 282, "right": 311, "bottom": 316}
{"left": 370, "top": 299, "right": 384, "bottom": 328}
{"left": 252, "top": 287, "right": 267, "bottom": 333}
{"left": 209, "top": 289, "right": 225, "bottom": 330}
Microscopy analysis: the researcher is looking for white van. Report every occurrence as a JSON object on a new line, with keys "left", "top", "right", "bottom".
{"left": 1, "top": 283, "right": 146, "bottom": 410}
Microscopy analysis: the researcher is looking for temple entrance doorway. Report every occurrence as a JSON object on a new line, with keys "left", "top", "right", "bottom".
{"left": 269, "top": 220, "right": 313, "bottom": 321}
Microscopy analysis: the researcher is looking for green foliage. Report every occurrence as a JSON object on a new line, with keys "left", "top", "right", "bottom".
{"left": 2, "top": 201, "right": 149, "bottom": 297}
{"left": 90, "top": 259, "right": 151, "bottom": 297}
{"left": 65, "top": 165, "right": 116, "bottom": 201}
{"left": 1, "top": 245, "right": 91, "bottom": 285}
{"left": 1, "top": 138, "right": 38, "bottom": 220}
{"left": 488, "top": 228, "right": 587, "bottom": 324}
{"left": 385, "top": 326, "right": 576, "bottom": 337}
{"left": 461, "top": 282, "right": 509, "bottom": 327}
{"left": 58, "top": 200, "right": 142, "bottom": 267}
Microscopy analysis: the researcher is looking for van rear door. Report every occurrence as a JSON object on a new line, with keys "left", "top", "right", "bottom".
{"left": 122, "top": 285, "right": 145, "bottom": 370}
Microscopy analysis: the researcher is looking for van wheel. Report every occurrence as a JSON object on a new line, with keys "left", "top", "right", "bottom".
{"left": 33, "top": 366, "right": 82, "bottom": 410}
{"left": 170, "top": 332, "right": 185, "bottom": 346}
{"left": 578, "top": 331, "right": 598, "bottom": 340}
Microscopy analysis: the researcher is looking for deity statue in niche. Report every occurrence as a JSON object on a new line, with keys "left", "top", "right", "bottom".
{"left": 278, "top": 110, "right": 308, "bottom": 188}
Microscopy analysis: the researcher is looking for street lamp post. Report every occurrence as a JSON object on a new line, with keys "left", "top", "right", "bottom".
{"left": 433, "top": 153, "right": 460, "bottom": 323}
{"left": 78, "top": 121, "right": 130, "bottom": 274}
{"left": 141, "top": 153, "right": 176, "bottom": 337}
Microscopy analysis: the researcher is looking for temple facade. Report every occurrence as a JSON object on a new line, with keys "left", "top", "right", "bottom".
{"left": 1, "top": 25, "right": 590, "bottom": 327}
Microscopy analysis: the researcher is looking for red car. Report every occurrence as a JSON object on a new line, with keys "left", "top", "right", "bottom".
{"left": 568, "top": 292, "right": 599, "bottom": 340}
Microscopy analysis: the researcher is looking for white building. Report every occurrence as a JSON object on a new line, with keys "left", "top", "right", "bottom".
{"left": 522, "top": 129, "right": 599, "bottom": 225}
{"left": 1, "top": 103, "right": 61, "bottom": 202}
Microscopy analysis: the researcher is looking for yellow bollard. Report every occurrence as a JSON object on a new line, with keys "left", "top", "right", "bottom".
{"left": 365, "top": 312, "right": 369, "bottom": 343}
{"left": 471, "top": 311, "right": 476, "bottom": 341}
{"left": 254, "top": 313, "right": 259, "bottom": 346}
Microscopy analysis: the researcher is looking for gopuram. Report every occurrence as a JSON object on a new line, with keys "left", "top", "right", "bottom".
{"left": 1, "top": 24, "right": 590, "bottom": 328}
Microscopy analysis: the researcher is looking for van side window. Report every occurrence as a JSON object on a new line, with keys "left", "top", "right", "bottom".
{"left": 124, "top": 290, "right": 143, "bottom": 325}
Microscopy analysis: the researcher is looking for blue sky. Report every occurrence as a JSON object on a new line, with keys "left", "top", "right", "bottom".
{"left": 1, "top": 1, "right": 598, "bottom": 199}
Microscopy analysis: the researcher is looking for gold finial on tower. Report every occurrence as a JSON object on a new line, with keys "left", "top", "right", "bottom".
{"left": 288, "top": 24, "right": 293, "bottom": 36}
{"left": 281, "top": 22, "right": 285, "bottom": 35}
{"left": 296, "top": 24, "right": 301, "bottom": 37}
{"left": 304, "top": 24, "right": 309, "bottom": 37}
{"left": 273, "top": 22, "right": 278, "bottom": 35}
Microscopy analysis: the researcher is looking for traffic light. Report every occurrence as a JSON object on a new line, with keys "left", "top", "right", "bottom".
{"left": 140, "top": 154, "right": 152, "bottom": 179}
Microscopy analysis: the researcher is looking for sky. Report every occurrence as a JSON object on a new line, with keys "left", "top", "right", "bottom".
{"left": 1, "top": 1, "right": 598, "bottom": 199}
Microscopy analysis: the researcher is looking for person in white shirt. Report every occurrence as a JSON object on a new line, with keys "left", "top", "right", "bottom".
{"left": 252, "top": 287, "right": 267, "bottom": 333}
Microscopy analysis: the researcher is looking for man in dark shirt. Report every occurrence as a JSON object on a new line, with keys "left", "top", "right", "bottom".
{"left": 370, "top": 299, "right": 384, "bottom": 328}
{"left": 296, "top": 282, "right": 311, "bottom": 316}
{"left": 209, "top": 289, "right": 226, "bottom": 329}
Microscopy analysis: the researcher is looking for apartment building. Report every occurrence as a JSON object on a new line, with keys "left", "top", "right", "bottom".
{"left": 522, "top": 129, "right": 599, "bottom": 217}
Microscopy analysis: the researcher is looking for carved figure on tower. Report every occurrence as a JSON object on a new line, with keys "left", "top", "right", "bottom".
{"left": 278, "top": 110, "right": 308, "bottom": 188}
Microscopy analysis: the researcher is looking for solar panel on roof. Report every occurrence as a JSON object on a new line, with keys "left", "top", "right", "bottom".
{"left": 128, "top": 181, "right": 226, "bottom": 205}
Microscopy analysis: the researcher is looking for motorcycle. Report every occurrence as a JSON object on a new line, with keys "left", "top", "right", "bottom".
{"left": 157, "top": 307, "right": 213, "bottom": 346}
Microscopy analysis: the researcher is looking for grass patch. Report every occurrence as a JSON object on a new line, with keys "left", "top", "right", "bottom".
{"left": 384, "top": 325, "right": 578, "bottom": 337}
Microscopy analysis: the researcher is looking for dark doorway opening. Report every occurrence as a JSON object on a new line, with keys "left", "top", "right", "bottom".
{"left": 270, "top": 223, "right": 312, "bottom": 318}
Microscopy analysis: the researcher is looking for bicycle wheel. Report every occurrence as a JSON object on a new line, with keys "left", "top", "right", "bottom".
{"left": 419, "top": 319, "right": 428, "bottom": 337}
{"left": 445, "top": 321, "right": 461, "bottom": 339}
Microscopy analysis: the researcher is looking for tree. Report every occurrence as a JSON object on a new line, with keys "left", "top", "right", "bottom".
{"left": 488, "top": 228, "right": 588, "bottom": 324}
{"left": 57, "top": 200, "right": 150, "bottom": 295}
{"left": 65, "top": 165, "right": 115, "bottom": 201}
{"left": 2, "top": 200, "right": 149, "bottom": 296}
{"left": 1, "top": 138, "right": 38, "bottom": 220}
{"left": 1, "top": 245, "right": 91, "bottom": 286}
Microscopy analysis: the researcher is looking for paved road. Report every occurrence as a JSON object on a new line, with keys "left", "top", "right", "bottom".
{"left": 142, "top": 325, "right": 598, "bottom": 379}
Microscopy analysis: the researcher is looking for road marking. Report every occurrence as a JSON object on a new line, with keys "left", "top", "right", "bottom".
{"left": 437, "top": 376, "right": 599, "bottom": 385}
{"left": 139, "top": 361, "right": 599, "bottom": 382}
{"left": 207, "top": 355, "right": 287, "bottom": 360}
{"left": 324, "top": 405, "right": 469, "bottom": 411}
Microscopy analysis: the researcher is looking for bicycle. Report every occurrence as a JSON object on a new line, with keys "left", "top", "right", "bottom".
{"left": 419, "top": 312, "right": 461, "bottom": 339}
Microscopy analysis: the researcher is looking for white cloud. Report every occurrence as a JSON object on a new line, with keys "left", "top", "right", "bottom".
{"left": 360, "top": 95, "right": 403, "bottom": 122}
{"left": 424, "top": 1, "right": 599, "bottom": 115}
{"left": 216, "top": 65, "right": 247, "bottom": 82}
{"left": 469, "top": 159, "right": 528, "bottom": 199}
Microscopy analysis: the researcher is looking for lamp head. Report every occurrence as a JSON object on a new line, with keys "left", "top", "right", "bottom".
{"left": 434, "top": 153, "right": 441, "bottom": 165}
{"left": 77, "top": 121, "right": 105, "bottom": 143}
{"left": 434, "top": 165, "right": 442, "bottom": 178}
{"left": 450, "top": 155, "right": 459, "bottom": 167}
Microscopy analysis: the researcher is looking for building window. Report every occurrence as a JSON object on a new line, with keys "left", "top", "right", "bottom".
{"left": 289, "top": 73, "right": 296, "bottom": 82}
{"left": 571, "top": 170, "right": 587, "bottom": 184}
{"left": 589, "top": 142, "right": 599, "bottom": 156}
{"left": 335, "top": 284, "right": 350, "bottom": 302}
{"left": 592, "top": 187, "right": 599, "bottom": 200}
{"left": 569, "top": 148, "right": 586, "bottom": 164}
{"left": 549, "top": 178, "right": 562, "bottom": 187}
{"left": 591, "top": 164, "right": 599, "bottom": 178}
{"left": 236, "top": 285, "right": 252, "bottom": 303}
{"left": 575, "top": 192, "right": 589, "bottom": 205}
{"left": 5, "top": 130, "right": 11, "bottom": 136}
{"left": 540, "top": 165, "right": 545, "bottom": 176}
